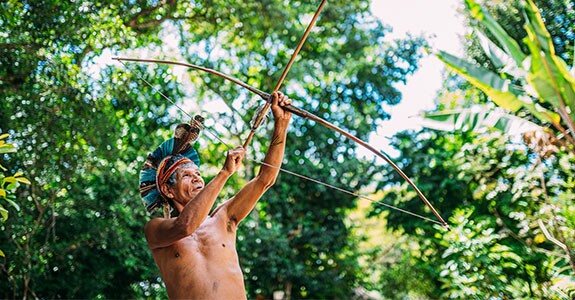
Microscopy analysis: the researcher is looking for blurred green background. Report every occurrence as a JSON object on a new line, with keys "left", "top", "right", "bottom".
{"left": 1, "top": 0, "right": 574, "bottom": 298}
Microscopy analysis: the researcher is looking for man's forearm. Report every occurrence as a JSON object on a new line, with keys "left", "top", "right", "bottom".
{"left": 177, "top": 170, "right": 231, "bottom": 228}
{"left": 258, "top": 120, "right": 289, "bottom": 180}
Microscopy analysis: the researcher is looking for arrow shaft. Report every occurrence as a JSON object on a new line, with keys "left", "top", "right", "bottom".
{"left": 242, "top": 0, "right": 328, "bottom": 148}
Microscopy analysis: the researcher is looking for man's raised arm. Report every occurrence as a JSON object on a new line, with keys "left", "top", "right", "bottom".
{"left": 145, "top": 148, "right": 245, "bottom": 249}
{"left": 216, "top": 91, "right": 292, "bottom": 224}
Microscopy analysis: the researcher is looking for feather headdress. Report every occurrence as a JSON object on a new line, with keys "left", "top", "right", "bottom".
{"left": 139, "top": 115, "right": 204, "bottom": 212}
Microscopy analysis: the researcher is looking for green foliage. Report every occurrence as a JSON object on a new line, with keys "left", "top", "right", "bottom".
{"left": 383, "top": 1, "right": 575, "bottom": 295}
{"left": 440, "top": 208, "right": 537, "bottom": 298}
{"left": 460, "top": 0, "right": 575, "bottom": 77}
{"left": 0, "top": 0, "right": 425, "bottom": 298}
{"left": 436, "top": 0, "right": 575, "bottom": 148}
{"left": 375, "top": 128, "right": 575, "bottom": 297}
{"left": 0, "top": 133, "right": 30, "bottom": 258}
{"left": 419, "top": 106, "right": 543, "bottom": 135}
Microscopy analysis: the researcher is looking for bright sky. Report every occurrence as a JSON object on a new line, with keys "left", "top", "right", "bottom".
{"left": 368, "top": 0, "right": 466, "bottom": 157}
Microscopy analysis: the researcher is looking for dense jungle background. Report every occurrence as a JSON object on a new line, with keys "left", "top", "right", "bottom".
{"left": 1, "top": 0, "right": 574, "bottom": 298}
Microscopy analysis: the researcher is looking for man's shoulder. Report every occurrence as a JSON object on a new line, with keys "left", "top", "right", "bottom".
{"left": 145, "top": 216, "right": 164, "bottom": 227}
{"left": 143, "top": 216, "right": 170, "bottom": 238}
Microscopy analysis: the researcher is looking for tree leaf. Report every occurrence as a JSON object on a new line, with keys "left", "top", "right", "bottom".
{"left": 475, "top": 30, "right": 522, "bottom": 77}
{"left": 523, "top": 0, "right": 575, "bottom": 129}
{"left": 0, "top": 143, "right": 16, "bottom": 154}
{"left": 15, "top": 177, "right": 31, "bottom": 185}
{"left": 3, "top": 177, "right": 16, "bottom": 184}
{"left": 523, "top": 0, "right": 554, "bottom": 54}
{"left": 465, "top": 0, "right": 526, "bottom": 65}
{"left": 525, "top": 3, "right": 575, "bottom": 127}
{"left": 438, "top": 50, "right": 561, "bottom": 125}
{"left": 5, "top": 182, "right": 18, "bottom": 191}
{"left": 437, "top": 50, "right": 524, "bottom": 111}
{"left": 0, "top": 206, "right": 7, "bottom": 222}
{"left": 4, "top": 198, "right": 20, "bottom": 211}
{"left": 417, "top": 107, "right": 543, "bottom": 135}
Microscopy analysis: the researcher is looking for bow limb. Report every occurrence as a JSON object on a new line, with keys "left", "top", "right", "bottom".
{"left": 242, "top": 0, "right": 328, "bottom": 148}
{"left": 294, "top": 109, "right": 451, "bottom": 230}
{"left": 112, "top": 56, "right": 450, "bottom": 229}
{"left": 112, "top": 57, "right": 267, "bottom": 98}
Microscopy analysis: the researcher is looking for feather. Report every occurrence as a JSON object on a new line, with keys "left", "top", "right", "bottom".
{"left": 172, "top": 115, "right": 204, "bottom": 155}
{"left": 250, "top": 103, "right": 271, "bottom": 128}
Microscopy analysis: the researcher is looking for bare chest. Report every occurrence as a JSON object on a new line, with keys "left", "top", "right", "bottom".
{"left": 152, "top": 219, "right": 245, "bottom": 298}
{"left": 153, "top": 218, "right": 240, "bottom": 274}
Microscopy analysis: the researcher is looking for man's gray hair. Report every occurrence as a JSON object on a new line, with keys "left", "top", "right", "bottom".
{"left": 166, "top": 162, "right": 196, "bottom": 186}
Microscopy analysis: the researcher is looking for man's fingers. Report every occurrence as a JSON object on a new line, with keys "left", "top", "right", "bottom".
{"left": 271, "top": 91, "right": 280, "bottom": 105}
{"left": 281, "top": 96, "right": 292, "bottom": 106}
{"left": 229, "top": 147, "right": 245, "bottom": 161}
{"left": 272, "top": 92, "right": 291, "bottom": 107}
{"left": 223, "top": 147, "right": 245, "bottom": 173}
{"left": 270, "top": 91, "right": 292, "bottom": 121}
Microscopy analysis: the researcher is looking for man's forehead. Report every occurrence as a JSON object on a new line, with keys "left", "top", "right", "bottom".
{"left": 177, "top": 163, "right": 199, "bottom": 172}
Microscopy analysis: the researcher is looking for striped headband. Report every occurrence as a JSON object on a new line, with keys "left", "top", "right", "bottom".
{"left": 156, "top": 156, "right": 193, "bottom": 197}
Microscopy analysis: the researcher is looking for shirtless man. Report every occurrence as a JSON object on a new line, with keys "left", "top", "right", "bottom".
{"left": 143, "top": 92, "right": 292, "bottom": 299}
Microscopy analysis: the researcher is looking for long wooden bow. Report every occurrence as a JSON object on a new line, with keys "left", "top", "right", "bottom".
{"left": 113, "top": 0, "right": 449, "bottom": 230}
{"left": 113, "top": 56, "right": 450, "bottom": 230}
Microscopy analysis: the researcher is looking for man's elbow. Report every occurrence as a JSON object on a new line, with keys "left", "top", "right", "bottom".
{"left": 257, "top": 174, "right": 277, "bottom": 190}
{"left": 174, "top": 216, "right": 198, "bottom": 236}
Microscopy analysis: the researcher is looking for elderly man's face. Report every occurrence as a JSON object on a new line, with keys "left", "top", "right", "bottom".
{"left": 170, "top": 163, "right": 205, "bottom": 204}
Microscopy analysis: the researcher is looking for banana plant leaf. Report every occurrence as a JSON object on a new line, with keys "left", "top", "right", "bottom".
{"left": 438, "top": 49, "right": 561, "bottom": 125}
{"left": 417, "top": 107, "right": 543, "bottom": 136}
{"left": 437, "top": 50, "right": 524, "bottom": 112}
{"left": 475, "top": 30, "right": 524, "bottom": 78}
{"left": 523, "top": 0, "right": 575, "bottom": 130}
{"left": 465, "top": 0, "right": 526, "bottom": 65}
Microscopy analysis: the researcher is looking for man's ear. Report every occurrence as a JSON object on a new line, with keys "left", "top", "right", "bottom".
{"left": 160, "top": 184, "right": 174, "bottom": 199}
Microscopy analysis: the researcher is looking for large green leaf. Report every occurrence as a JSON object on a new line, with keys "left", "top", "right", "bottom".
{"left": 438, "top": 50, "right": 524, "bottom": 111}
{"left": 418, "top": 107, "right": 543, "bottom": 135}
{"left": 465, "top": 0, "right": 526, "bottom": 65}
{"left": 475, "top": 30, "right": 523, "bottom": 78}
{"left": 523, "top": 0, "right": 554, "bottom": 54}
{"left": 438, "top": 50, "right": 561, "bottom": 125}
{"left": 523, "top": 0, "right": 575, "bottom": 129}
{"left": 524, "top": 52, "right": 575, "bottom": 125}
